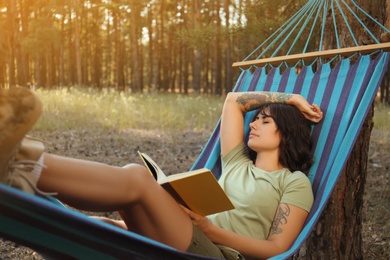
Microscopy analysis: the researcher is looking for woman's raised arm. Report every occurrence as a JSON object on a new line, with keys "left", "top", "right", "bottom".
{"left": 220, "top": 92, "right": 323, "bottom": 156}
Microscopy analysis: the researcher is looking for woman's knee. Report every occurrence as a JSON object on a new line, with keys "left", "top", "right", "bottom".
{"left": 121, "top": 163, "right": 157, "bottom": 195}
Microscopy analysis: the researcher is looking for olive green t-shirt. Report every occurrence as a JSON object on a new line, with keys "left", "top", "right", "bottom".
{"left": 207, "top": 143, "right": 314, "bottom": 240}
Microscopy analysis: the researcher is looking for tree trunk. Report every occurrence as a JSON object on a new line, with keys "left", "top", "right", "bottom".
{"left": 73, "top": 0, "right": 83, "bottom": 87}
{"left": 59, "top": 14, "right": 65, "bottom": 87}
{"left": 18, "top": 0, "right": 29, "bottom": 87}
{"left": 192, "top": 0, "right": 202, "bottom": 94}
{"left": 153, "top": 1, "right": 164, "bottom": 92}
{"left": 224, "top": 0, "right": 233, "bottom": 94}
{"left": 380, "top": 0, "right": 390, "bottom": 104}
{"left": 129, "top": 1, "right": 142, "bottom": 92}
{"left": 104, "top": 17, "right": 112, "bottom": 88}
{"left": 0, "top": 54, "right": 5, "bottom": 88}
{"left": 147, "top": 10, "right": 154, "bottom": 92}
{"left": 294, "top": 1, "right": 387, "bottom": 258}
{"left": 112, "top": 8, "right": 124, "bottom": 91}
{"left": 213, "top": 1, "right": 222, "bottom": 95}
{"left": 6, "top": 0, "right": 17, "bottom": 87}
{"left": 90, "top": 9, "right": 101, "bottom": 90}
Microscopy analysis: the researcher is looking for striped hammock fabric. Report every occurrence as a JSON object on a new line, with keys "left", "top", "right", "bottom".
{"left": 0, "top": 52, "right": 389, "bottom": 259}
{"left": 192, "top": 52, "right": 390, "bottom": 259}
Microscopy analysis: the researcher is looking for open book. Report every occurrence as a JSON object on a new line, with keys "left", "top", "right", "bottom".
{"left": 138, "top": 152, "right": 235, "bottom": 216}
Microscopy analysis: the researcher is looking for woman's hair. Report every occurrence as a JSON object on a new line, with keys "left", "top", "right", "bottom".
{"left": 247, "top": 103, "right": 313, "bottom": 174}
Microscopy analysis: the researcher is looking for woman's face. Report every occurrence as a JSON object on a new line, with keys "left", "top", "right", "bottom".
{"left": 247, "top": 108, "right": 281, "bottom": 153}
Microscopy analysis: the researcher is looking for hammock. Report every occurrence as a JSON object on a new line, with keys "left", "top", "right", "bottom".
{"left": 192, "top": 52, "right": 390, "bottom": 259}
{"left": 1, "top": 0, "right": 390, "bottom": 259}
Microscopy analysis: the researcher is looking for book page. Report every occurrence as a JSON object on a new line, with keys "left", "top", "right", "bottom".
{"left": 161, "top": 168, "right": 210, "bottom": 183}
{"left": 138, "top": 152, "right": 167, "bottom": 181}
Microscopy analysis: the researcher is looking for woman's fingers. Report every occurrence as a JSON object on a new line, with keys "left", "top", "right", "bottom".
{"left": 311, "top": 104, "right": 323, "bottom": 122}
{"left": 304, "top": 104, "right": 324, "bottom": 123}
{"left": 301, "top": 103, "right": 323, "bottom": 123}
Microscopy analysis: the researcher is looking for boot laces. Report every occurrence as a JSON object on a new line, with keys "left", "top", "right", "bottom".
{"left": 9, "top": 160, "right": 57, "bottom": 196}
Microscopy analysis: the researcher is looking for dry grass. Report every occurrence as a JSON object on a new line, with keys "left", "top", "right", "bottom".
{"left": 34, "top": 87, "right": 224, "bottom": 132}
{"left": 362, "top": 104, "right": 390, "bottom": 259}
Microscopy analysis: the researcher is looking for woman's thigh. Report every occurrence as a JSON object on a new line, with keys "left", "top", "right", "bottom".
{"left": 187, "top": 225, "right": 245, "bottom": 259}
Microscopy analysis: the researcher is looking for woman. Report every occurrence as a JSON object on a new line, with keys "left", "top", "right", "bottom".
{"left": 0, "top": 88, "right": 323, "bottom": 259}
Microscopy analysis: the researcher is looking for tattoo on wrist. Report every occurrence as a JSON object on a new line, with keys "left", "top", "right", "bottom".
{"left": 270, "top": 203, "right": 291, "bottom": 235}
{"left": 236, "top": 93, "right": 293, "bottom": 111}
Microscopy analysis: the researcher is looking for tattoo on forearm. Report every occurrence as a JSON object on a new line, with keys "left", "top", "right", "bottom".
{"left": 270, "top": 204, "right": 291, "bottom": 235}
{"left": 236, "top": 92, "right": 293, "bottom": 112}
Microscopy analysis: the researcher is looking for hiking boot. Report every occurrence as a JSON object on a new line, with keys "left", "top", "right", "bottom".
{"left": 0, "top": 88, "right": 43, "bottom": 193}
{"left": 9, "top": 136, "right": 48, "bottom": 194}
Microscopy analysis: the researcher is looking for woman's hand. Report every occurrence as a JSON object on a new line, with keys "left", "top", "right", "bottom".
{"left": 287, "top": 94, "right": 323, "bottom": 123}
{"left": 180, "top": 206, "right": 213, "bottom": 236}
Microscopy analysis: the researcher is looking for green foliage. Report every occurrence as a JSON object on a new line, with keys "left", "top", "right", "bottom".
{"left": 34, "top": 87, "right": 224, "bottom": 132}
{"left": 176, "top": 24, "right": 225, "bottom": 50}
{"left": 0, "top": 0, "right": 309, "bottom": 92}
{"left": 22, "top": 17, "right": 61, "bottom": 54}
{"left": 373, "top": 104, "right": 390, "bottom": 129}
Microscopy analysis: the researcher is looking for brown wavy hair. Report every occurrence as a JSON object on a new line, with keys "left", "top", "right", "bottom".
{"left": 247, "top": 103, "right": 313, "bottom": 174}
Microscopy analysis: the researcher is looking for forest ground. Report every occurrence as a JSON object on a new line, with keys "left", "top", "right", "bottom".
{"left": 0, "top": 127, "right": 389, "bottom": 259}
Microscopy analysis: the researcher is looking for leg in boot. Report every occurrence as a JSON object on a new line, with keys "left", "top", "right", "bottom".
{"left": 8, "top": 137, "right": 54, "bottom": 194}
{"left": 37, "top": 156, "right": 193, "bottom": 251}
{"left": 0, "top": 88, "right": 42, "bottom": 193}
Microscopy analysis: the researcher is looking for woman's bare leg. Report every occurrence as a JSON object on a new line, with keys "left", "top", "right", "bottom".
{"left": 37, "top": 153, "right": 193, "bottom": 251}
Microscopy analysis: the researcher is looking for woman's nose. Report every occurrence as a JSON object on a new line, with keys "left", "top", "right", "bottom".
{"left": 250, "top": 121, "right": 256, "bottom": 130}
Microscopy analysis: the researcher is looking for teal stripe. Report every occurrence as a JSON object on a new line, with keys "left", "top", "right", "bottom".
{"left": 315, "top": 59, "right": 351, "bottom": 189}
{"left": 312, "top": 64, "right": 331, "bottom": 106}
{"left": 204, "top": 138, "right": 221, "bottom": 170}
{"left": 320, "top": 56, "right": 370, "bottom": 187}
{"left": 300, "top": 68, "right": 314, "bottom": 98}
{"left": 255, "top": 67, "right": 268, "bottom": 91}
{"left": 0, "top": 216, "right": 115, "bottom": 259}
{"left": 308, "top": 63, "right": 332, "bottom": 182}
{"left": 285, "top": 68, "right": 298, "bottom": 93}
{"left": 241, "top": 69, "right": 255, "bottom": 92}
{"left": 0, "top": 185, "right": 175, "bottom": 258}
{"left": 269, "top": 68, "right": 281, "bottom": 91}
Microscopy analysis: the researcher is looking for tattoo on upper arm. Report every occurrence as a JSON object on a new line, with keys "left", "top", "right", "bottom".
{"left": 236, "top": 93, "right": 293, "bottom": 111}
{"left": 270, "top": 203, "right": 291, "bottom": 235}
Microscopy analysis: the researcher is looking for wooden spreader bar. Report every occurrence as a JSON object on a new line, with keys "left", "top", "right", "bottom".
{"left": 232, "top": 42, "right": 390, "bottom": 68}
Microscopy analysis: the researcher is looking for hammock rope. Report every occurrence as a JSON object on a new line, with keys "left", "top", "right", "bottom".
{"left": 242, "top": 0, "right": 390, "bottom": 64}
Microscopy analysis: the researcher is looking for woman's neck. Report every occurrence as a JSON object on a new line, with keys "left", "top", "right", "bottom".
{"left": 255, "top": 152, "right": 283, "bottom": 172}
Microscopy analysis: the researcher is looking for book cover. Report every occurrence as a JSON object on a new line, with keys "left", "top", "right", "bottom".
{"left": 138, "top": 152, "right": 235, "bottom": 216}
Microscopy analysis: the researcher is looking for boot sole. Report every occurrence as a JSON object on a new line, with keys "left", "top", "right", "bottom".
{"left": 0, "top": 88, "right": 43, "bottom": 183}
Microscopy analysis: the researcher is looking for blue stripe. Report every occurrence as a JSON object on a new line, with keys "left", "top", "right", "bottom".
{"left": 307, "top": 63, "right": 334, "bottom": 182}
{"left": 277, "top": 67, "right": 291, "bottom": 92}
{"left": 312, "top": 58, "right": 354, "bottom": 193}
{"left": 285, "top": 67, "right": 299, "bottom": 93}
{"left": 269, "top": 67, "right": 283, "bottom": 92}
{"left": 263, "top": 67, "right": 276, "bottom": 91}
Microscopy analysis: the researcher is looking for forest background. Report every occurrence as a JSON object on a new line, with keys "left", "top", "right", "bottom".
{"left": 3, "top": 0, "right": 388, "bottom": 100}
{"left": 0, "top": 0, "right": 389, "bottom": 259}
{"left": 2, "top": 0, "right": 310, "bottom": 94}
